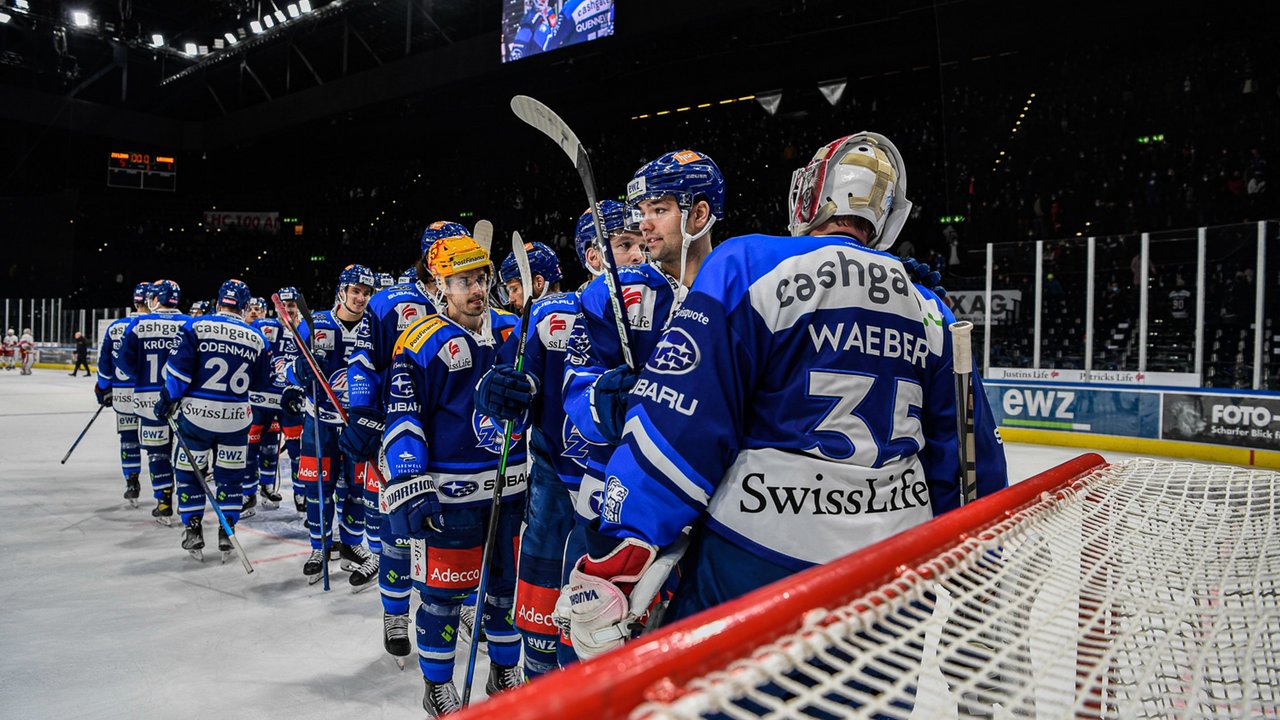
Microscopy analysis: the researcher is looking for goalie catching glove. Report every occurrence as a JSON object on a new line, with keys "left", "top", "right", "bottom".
{"left": 562, "top": 536, "right": 660, "bottom": 660}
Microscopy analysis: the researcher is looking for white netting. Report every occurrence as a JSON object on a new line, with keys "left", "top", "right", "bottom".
{"left": 632, "top": 459, "right": 1280, "bottom": 720}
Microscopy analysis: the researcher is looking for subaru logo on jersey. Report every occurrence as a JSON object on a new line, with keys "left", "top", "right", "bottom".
{"left": 648, "top": 327, "right": 700, "bottom": 375}
{"left": 439, "top": 480, "right": 479, "bottom": 498}
{"left": 437, "top": 338, "right": 473, "bottom": 372}
{"left": 397, "top": 303, "right": 426, "bottom": 330}
{"left": 472, "top": 411, "right": 522, "bottom": 454}
{"left": 313, "top": 329, "right": 335, "bottom": 351}
{"left": 389, "top": 373, "right": 414, "bottom": 399}
{"left": 588, "top": 488, "right": 604, "bottom": 518}
{"left": 622, "top": 284, "right": 655, "bottom": 330}
{"left": 562, "top": 417, "right": 589, "bottom": 469}
{"left": 538, "top": 312, "right": 575, "bottom": 351}
{"left": 327, "top": 368, "right": 349, "bottom": 404}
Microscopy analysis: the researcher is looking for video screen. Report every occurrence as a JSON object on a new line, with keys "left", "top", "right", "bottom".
{"left": 501, "top": 0, "right": 614, "bottom": 63}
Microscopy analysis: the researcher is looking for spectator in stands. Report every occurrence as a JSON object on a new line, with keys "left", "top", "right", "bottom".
{"left": 1168, "top": 275, "right": 1192, "bottom": 322}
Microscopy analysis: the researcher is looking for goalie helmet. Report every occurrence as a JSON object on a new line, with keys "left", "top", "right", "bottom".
{"left": 787, "top": 131, "right": 912, "bottom": 251}
{"left": 500, "top": 241, "right": 562, "bottom": 286}
{"left": 148, "top": 279, "right": 182, "bottom": 309}
{"left": 574, "top": 200, "right": 629, "bottom": 270}
{"left": 427, "top": 234, "right": 489, "bottom": 280}
{"left": 626, "top": 150, "right": 725, "bottom": 221}
{"left": 217, "top": 279, "right": 251, "bottom": 311}
{"left": 420, "top": 221, "right": 471, "bottom": 258}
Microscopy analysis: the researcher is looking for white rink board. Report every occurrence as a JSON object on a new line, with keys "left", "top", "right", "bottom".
{"left": 0, "top": 370, "right": 1151, "bottom": 719}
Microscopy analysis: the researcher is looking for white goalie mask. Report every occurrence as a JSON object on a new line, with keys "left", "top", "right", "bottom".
{"left": 787, "top": 131, "right": 912, "bottom": 251}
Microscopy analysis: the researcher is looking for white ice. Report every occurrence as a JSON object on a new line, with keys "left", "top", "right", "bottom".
{"left": 0, "top": 370, "right": 1145, "bottom": 719}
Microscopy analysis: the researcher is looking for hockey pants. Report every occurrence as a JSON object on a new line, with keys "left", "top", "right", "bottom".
{"left": 172, "top": 416, "right": 248, "bottom": 527}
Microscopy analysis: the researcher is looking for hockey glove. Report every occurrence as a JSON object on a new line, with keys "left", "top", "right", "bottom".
{"left": 591, "top": 365, "right": 640, "bottom": 445}
{"left": 902, "top": 256, "right": 946, "bottom": 298}
{"left": 564, "top": 537, "right": 658, "bottom": 660}
{"left": 383, "top": 474, "right": 445, "bottom": 539}
{"left": 280, "top": 385, "right": 306, "bottom": 417}
{"left": 153, "top": 389, "right": 176, "bottom": 420}
{"left": 94, "top": 385, "right": 113, "bottom": 407}
{"left": 292, "top": 357, "right": 318, "bottom": 389}
{"left": 475, "top": 363, "right": 537, "bottom": 423}
{"left": 338, "top": 406, "right": 386, "bottom": 461}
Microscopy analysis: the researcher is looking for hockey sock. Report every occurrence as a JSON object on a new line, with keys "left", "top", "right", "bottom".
{"left": 416, "top": 597, "right": 462, "bottom": 683}
{"left": 380, "top": 534, "right": 412, "bottom": 615}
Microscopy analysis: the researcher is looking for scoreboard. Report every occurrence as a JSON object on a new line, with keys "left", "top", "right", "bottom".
{"left": 107, "top": 151, "right": 177, "bottom": 191}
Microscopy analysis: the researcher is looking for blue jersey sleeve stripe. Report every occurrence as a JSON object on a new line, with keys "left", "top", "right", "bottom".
{"left": 623, "top": 411, "right": 711, "bottom": 507}
{"left": 164, "top": 364, "right": 192, "bottom": 384}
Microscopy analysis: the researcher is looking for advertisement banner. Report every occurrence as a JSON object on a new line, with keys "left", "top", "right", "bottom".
{"left": 985, "top": 368, "right": 1200, "bottom": 387}
{"left": 202, "top": 211, "right": 281, "bottom": 234}
{"left": 985, "top": 382, "right": 1161, "bottom": 438}
{"left": 1162, "top": 393, "right": 1280, "bottom": 452}
{"left": 947, "top": 290, "right": 1021, "bottom": 325}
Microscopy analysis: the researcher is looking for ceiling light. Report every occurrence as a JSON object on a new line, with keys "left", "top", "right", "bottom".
{"left": 224, "top": 32, "right": 237, "bottom": 45}
{"left": 184, "top": 42, "right": 197, "bottom": 55}
{"left": 287, "top": 4, "right": 300, "bottom": 18}
{"left": 299, "top": 0, "right": 312, "bottom": 11}
{"left": 150, "top": 33, "right": 164, "bottom": 46}
{"left": 0, "top": 12, "right": 11, "bottom": 23}
{"left": 71, "top": 10, "right": 90, "bottom": 27}
{"left": 274, "top": 10, "right": 285, "bottom": 22}
{"left": 263, "top": 14, "right": 274, "bottom": 28}
{"left": 250, "top": 20, "right": 263, "bottom": 33}
{"left": 15, "top": 0, "right": 30, "bottom": 11}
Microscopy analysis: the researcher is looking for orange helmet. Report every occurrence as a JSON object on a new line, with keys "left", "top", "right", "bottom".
{"left": 426, "top": 233, "right": 489, "bottom": 279}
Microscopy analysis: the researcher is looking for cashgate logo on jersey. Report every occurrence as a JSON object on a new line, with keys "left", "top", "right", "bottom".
{"left": 648, "top": 327, "right": 700, "bottom": 375}
{"left": 622, "top": 284, "right": 656, "bottom": 330}
{"left": 538, "top": 312, "right": 575, "bottom": 351}
{"left": 397, "top": 303, "right": 426, "bottom": 330}
{"left": 473, "top": 411, "right": 522, "bottom": 453}
{"left": 425, "top": 546, "right": 483, "bottom": 590}
{"left": 437, "top": 338, "right": 473, "bottom": 372}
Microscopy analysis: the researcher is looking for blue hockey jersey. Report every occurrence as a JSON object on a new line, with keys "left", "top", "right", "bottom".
{"left": 563, "top": 263, "right": 684, "bottom": 520}
{"left": 348, "top": 281, "right": 437, "bottom": 414}
{"left": 251, "top": 317, "right": 302, "bottom": 412}
{"left": 288, "top": 310, "right": 366, "bottom": 425}
{"left": 116, "top": 309, "right": 191, "bottom": 421}
{"left": 97, "top": 313, "right": 141, "bottom": 405}
{"left": 498, "top": 291, "right": 591, "bottom": 493}
{"left": 383, "top": 310, "right": 526, "bottom": 510}
{"left": 163, "top": 312, "right": 272, "bottom": 434}
{"left": 543, "top": 0, "right": 613, "bottom": 52}
{"left": 599, "top": 233, "right": 995, "bottom": 573}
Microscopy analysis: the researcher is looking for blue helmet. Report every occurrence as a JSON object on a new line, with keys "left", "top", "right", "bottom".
{"left": 247, "top": 296, "right": 268, "bottom": 312}
{"left": 337, "top": 264, "right": 376, "bottom": 295}
{"left": 574, "top": 200, "right": 629, "bottom": 270}
{"left": 131, "top": 281, "right": 151, "bottom": 305}
{"left": 626, "top": 150, "right": 725, "bottom": 221}
{"left": 398, "top": 264, "right": 417, "bottom": 285}
{"left": 420, "top": 221, "right": 471, "bottom": 257}
{"left": 217, "top": 279, "right": 251, "bottom": 311}
{"left": 148, "top": 279, "right": 182, "bottom": 309}
{"left": 500, "top": 241, "right": 562, "bottom": 287}
{"left": 189, "top": 300, "right": 209, "bottom": 315}
{"left": 376, "top": 272, "right": 395, "bottom": 289}
{"left": 276, "top": 287, "right": 300, "bottom": 302}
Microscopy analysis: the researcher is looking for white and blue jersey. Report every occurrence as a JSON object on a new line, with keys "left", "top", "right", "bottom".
{"left": 288, "top": 310, "right": 365, "bottom": 425}
{"left": 382, "top": 310, "right": 526, "bottom": 510}
{"left": 348, "top": 281, "right": 436, "bottom": 415}
{"left": 543, "top": 0, "right": 613, "bottom": 52}
{"left": 97, "top": 313, "right": 140, "bottom": 409}
{"left": 162, "top": 312, "right": 273, "bottom": 434}
{"left": 117, "top": 309, "right": 191, "bottom": 421}
{"left": 563, "top": 263, "right": 683, "bottom": 520}
{"left": 251, "top": 316, "right": 302, "bottom": 412}
{"left": 598, "top": 234, "right": 1007, "bottom": 599}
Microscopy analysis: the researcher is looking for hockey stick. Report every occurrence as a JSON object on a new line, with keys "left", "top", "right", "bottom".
{"left": 510, "top": 95, "right": 636, "bottom": 370}
{"left": 950, "top": 321, "right": 977, "bottom": 504}
{"left": 462, "top": 232, "right": 534, "bottom": 707}
{"left": 166, "top": 415, "right": 254, "bottom": 574}
{"left": 60, "top": 405, "right": 105, "bottom": 464}
{"left": 473, "top": 219, "right": 494, "bottom": 256}
{"left": 269, "top": 293, "right": 349, "bottom": 425}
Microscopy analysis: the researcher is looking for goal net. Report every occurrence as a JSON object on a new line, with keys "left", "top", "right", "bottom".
{"left": 456, "top": 454, "right": 1280, "bottom": 719}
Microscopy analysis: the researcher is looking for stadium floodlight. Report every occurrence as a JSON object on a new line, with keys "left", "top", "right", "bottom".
{"left": 71, "top": 10, "right": 90, "bottom": 27}
{"left": 183, "top": 42, "right": 197, "bottom": 56}
{"left": 0, "top": 12, "right": 10, "bottom": 23}
{"left": 299, "top": 0, "right": 312, "bottom": 11}
{"left": 287, "top": 4, "right": 300, "bottom": 18}
{"left": 262, "top": 14, "right": 274, "bottom": 28}
{"left": 274, "top": 10, "right": 285, "bottom": 22}
{"left": 150, "top": 33, "right": 164, "bottom": 46}
{"left": 250, "top": 20, "right": 263, "bottom": 34}
{"left": 224, "top": 32, "right": 237, "bottom": 45}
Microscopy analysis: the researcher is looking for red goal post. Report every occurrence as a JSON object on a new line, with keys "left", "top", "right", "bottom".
{"left": 456, "top": 453, "right": 1160, "bottom": 719}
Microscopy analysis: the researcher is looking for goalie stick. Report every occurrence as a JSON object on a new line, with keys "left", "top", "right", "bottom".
{"left": 462, "top": 232, "right": 535, "bottom": 707}
{"left": 510, "top": 95, "right": 636, "bottom": 370}
{"left": 950, "top": 321, "right": 977, "bottom": 504}
{"left": 166, "top": 415, "right": 254, "bottom": 574}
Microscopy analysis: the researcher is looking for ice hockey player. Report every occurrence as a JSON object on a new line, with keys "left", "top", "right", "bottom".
{"left": 245, "top": 297, "right": 268, "bottom": 324}
{"left": 94, "top": 282, "right": 151, "bottom": 506}
{"left": 496, "top": 240, "right": 562, "bottom": 314}
{"left": 157, "top": 278, "right": 271, "bottom": 561}
{"left": 17, "top": 328, "right": 35, "bottom": 374}
{"left": 341, "top": 222, "right": 452, "bottom": 663}
{"left": 2, "top": 329, "right": 15, "bottom": 370}
{"left": 381, "top": 233, "right": 526, "bottom": 714}
{"left": 249, "top": 288, "right": 305, "bottom": 515}
{"left": 280, "top": 264, "right": 378, "bottom": 588}
{"left": 188, "top": 300, "right": 209, "bottom": 317}
{"left": 116, "top": 280, "right": 190, "bottom": 525}
{"left": 563, "top": 133, "right": 1008, "bottom": 660}
{"left": 474, "top": 204, "right": 646, "bottom": 675}
{"left": 376, "top": 272, "right": 396, "bottom": 293}
{"left": 542, "top": 0, "right": 614, "bottom": 54}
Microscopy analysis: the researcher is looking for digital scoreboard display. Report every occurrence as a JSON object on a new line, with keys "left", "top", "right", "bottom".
{"left": 501, "top": 0, "right": 614, "bottom": 63}
{"left": 107, "top": 151, "right": 177, "bottom": 191}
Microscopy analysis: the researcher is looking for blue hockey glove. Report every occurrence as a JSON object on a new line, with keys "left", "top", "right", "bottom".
{"left": 591, "top": 365, "right": 640, "bottom": 445}
{"left": 338, "top": 406, "right": 386, "bottom": 461}
{"left": 383, "top": 475, "right": 445, "bottom": 539}
{"left": 94, "top": 384, "right": 112, "bottom": 407}
{"left": 292, "top": 358, "right": 318, "bottom": 388}
{"left": 153, "top": 389, "right": 175, "bottom": 420}
{"left": 475, "top": 364, "right": 537, "bottom": 423}
{"left": 901, "top": 255, "right": 946, "bottom": 298}
{"left": 281, "top": 385, "right": 306, "bottom": 416}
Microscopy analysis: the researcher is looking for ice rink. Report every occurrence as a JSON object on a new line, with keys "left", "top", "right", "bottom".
{"left": 1, "top": 370, "right": 1144, "bottom": 719}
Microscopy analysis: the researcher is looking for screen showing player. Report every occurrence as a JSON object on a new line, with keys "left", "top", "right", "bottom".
{"left": 500, "top": 0, "right": 614, "bottom": 63}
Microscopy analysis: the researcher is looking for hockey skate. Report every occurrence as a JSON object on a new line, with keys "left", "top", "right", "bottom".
{"left": 422, "top": 679, "right": 462, "bottom": 717}
{"left": 485, "top": 662, "right": 525, "bottom": 695}
{"left": 240, "top": 491, "right": 257, "bottom": 520}
{"left": 339, "top": 543, "right": 379, "bottom": 593}
{"left": 123, "top": 473, "right": 140, "bottom": 508}
{"left": 383, "top": 612, "right": 410, "bottom": 670}
{"left": 293, "top": 492, "right": 306, "bottom": 516}
{"left": 181, "top": 517, "right": 205, "bottom": 561}
{"left": 259, "top": 485, "right": 282, "bottom": 510}
{"left": 303, "top": 548, "right": 328, "bottom": 585}
{"left": 152, "top": 489, "right": 174, "bottom": 527}
{"left": 218, "top": 526, "right": 234, "bottom": 564}
{"left": 457, "top": 600, "right": 486, "bottom": 646}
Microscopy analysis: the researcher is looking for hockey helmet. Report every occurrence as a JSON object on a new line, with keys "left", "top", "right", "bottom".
{"left": 787, "top": 131, "right": 912, "bottom": 250}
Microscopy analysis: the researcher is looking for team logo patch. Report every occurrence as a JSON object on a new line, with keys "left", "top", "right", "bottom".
{"left": 602, "top": 475, "right": 628, "bottom": 524}
{"left": 472, "top": 411, "right": 522, "bottom": 454}
{"left": 389, "top": 372, "right": 414, "bottom": 399}
{"left": 313, "top": 328, "right": 335, "bottom": 351}
{"left": 538, "top": 312, "right": 575, "bottom": 351}
{"left": 397, "top": 303, "right": 426, "bottom": 330}
{"left": 326, "top": 368, "right": 349, "bottom": 405}
{"left": 621, "top": 284, "right": 655, "bottom": 330}
{"left": 648, "top": 327, "right": 700, "bottom": 375}
{"left": 438, "top": 479, "right": 479, "bottom": 499}
{"left": 562, "top": 417, "right": 589, "bottom": 470}
{"left": 271, "top": 356, "right": 290, "bottom": 387}
{"left": 437, "top": 338, "right": 473, "bottom": 372}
